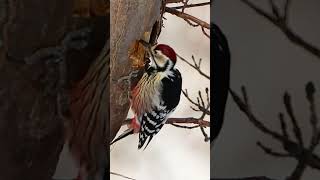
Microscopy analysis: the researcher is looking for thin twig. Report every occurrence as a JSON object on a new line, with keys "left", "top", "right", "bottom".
{"left": 110, "top": 172, "right": 136, "bottom": 180}
{"left": 257, "top": 141, "right": 291, "bottom": 157}
{"left": 268, "top": 0, "right": 280, "bottom": 19}
{"left": 283, "top": 92, "right": 304, "bottom": 147}
{"left": 165, "top": 7, "right": 210, "bottom": 29}
{"left": 177, "top": 54, "right": 210, "bottom": 80}
{"left": 279, "top": 113, "right": 289, "bottom": 139}
{"left": 305, "top": 82, "right": 319, "bottom": 150}
{"left": 230, "top": 82, "right": 320, "bottom": 179}
{"left": 181, "top": 0, "right": 189, "bottom": 13}
{"left": 287, "top": 160, "right": 307, "bottom": 180}
{"left": 229, "top": 88, "right": 284, "bottom": 141}
{"left": 201, "top": 27, "right": 210, "bottom": 38}
{"left": 240, "top": 0, "right": 320, "bottom": 59}
{"left": 122, "top": 117, "right": 210, "bottom": 127}
{"left": 173, "top": 2, "right": 210, "bottom": 9}
{"left": 200, "top": 125, "right": 210, "bottom": 142}
{"left": 182, "top": 89, "right": 210, "bottom": 115}
{"left": 171, "top": 123, "right": 200, "bottom": 129}
{"left": 283, "top": 0, "right": 292, "bottom": 21}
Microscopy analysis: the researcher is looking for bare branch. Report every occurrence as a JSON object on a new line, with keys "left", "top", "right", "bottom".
{"left": 240, "top": 0, "right": 276, "bottom": 23}
{"left": 230, "top": 82, "right": 320, "bottom": 179}
{"left": 122, "top": 117, "right": 210, "bottom": 127}
{"left": 283, "top": 92, "right": 304, "bottom": 147}
{"left": 173, "top": 2, "right": 210, "bottom": 9}
{"left": 111, "top": 172, "right": 136, "bottom": 180}
{"left": 279, "top": 113, "right": 289, "bottom": 139}
{"left": 229, "top": 88, "right": 284, "bottom": 141}
{"left": 283, "top": 0, "right": 292, "bottom": 21}
{"left": 171, "top": 123, "right": 200, "bottom": 129}
{"left": 165, "top": 7, "right": 210, "bottom": 29}
{"left": 287, "top": 160, "right": 307, "bottom": 180}
{"left": 268, "top": 0, "right": 280, "bottom": 19}
{"left": 257, "top": 141, "right": 291, "bottom": 157}
{"left": 177, "top": 54, "right": 210, "bottom": 80}
{"left": 115, "top": 117, "right": 210, "bottom": 144}
{"left": 201, "top": 27, "right": 210, "bottom": 38}
{"left": 182, "top": 89, "right": 210, "bottom": 115}
{"left": 181, "top": 0, "right": 189, "bottom": 13}
{"left": 305, "top": 82, "right": 320, "bottom": 150}
{"left": 205, "top": 87, "right": 210, "bottom": 105}
{"left": 200, "top": 125, "right": 210, "bottom": 142}
{"left": 240, "top": 0, "right": 320, "bottom": 59}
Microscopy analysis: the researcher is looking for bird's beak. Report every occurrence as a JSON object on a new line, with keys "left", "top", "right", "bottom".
{"left": 139, "top": 40, "right": 158, "bottom": 69}
{"left": 139, "top": 40, "right": 153, "bottom": 57}
{"left": 139, "top": 40, "right": 151, "bottom": 48}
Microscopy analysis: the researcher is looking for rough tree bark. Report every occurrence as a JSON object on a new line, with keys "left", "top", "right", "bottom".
{"left": 110, "top": 0, "right": 163, "bottom": 141}
{"left": 0, "top": 0, "right": 164, "bottom": 179}
{"left": 0, "top": 1, "right": 72, "bottom": 180}
{"left": 0, "top": 0, "right": 107, "bottom": 179}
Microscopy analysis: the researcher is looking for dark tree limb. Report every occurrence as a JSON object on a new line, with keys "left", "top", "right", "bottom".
{"left": 283, "top": 92, "right": 304, "bottom": 147}
{"left": 240, "top": 0, "right": 320, "bottom": 59}
{"left": 165, "top": 6, "right": 210, "bottom": 38}
{"left": 229, "top": 82, "right": 320, "bottom": 179}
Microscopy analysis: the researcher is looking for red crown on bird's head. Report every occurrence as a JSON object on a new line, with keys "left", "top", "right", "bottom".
{"left": 154, "top": 44, "right": 177, "bottom": 63}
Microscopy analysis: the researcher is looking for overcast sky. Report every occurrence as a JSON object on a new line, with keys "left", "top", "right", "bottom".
{"left": 110, "top": 1, "right": 210, "bottom": 179}
{"left": 212, "top": 0, "right": 320, "bottom": 179}
{"left": 53, "top": 1, "right": 210, "bottom": 180}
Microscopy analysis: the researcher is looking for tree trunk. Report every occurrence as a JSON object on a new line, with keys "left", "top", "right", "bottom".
{"left": 110, "top": 0, "right": 162, "bottom": 141}
{"left": 0, "top": 0, "right": 163, "bottom": 179}
{"left": 0, "top": 1, "right": 73, "bottom": 179}
{"left": 0, "top": 0, "right": 107, "bottom": 179}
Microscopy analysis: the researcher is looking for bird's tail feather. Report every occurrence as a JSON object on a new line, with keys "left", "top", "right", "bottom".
{"left": 110, "top": 129, "right": 134, "bottom": 145}
{"left": 138, "top": 132, "right": 153, "bottom": 150}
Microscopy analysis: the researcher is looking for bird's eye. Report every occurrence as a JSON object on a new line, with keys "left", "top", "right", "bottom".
{"left": 154, "top": 50, "right": 158, "bottom": 54}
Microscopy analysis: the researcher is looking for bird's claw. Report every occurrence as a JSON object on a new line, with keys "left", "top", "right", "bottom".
{"left": 117, "top": 70, "right": 140, "bottom": 84}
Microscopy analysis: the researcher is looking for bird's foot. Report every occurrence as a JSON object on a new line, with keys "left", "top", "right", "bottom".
{"left": 114, "top": 69, "right": 141, "bottom": 99}
{"left": 116, "top": 69, "right": 140, "bottom": 84}
{"left": 130, "top": 116, "right": 141, "bottom": 133}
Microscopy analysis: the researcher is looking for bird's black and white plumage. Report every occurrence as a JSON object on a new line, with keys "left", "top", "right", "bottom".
{"left": 137, "top": 68, "right": 182, "bottom": 149}
{"left": 110, "top": 44, "right": 182, "bottom": 149}
{"left": 212, "top": 23, "right": 231, "bottom": 141}
{"left": 125, "top": 43, "right": 182, "bottom": 149}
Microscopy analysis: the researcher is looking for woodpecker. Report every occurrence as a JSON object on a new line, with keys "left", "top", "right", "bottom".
{"left": 111, "top": 43, "right": 182, "bottom": 149}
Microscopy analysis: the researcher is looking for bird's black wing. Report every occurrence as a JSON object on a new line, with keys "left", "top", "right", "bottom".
{"left": 161, "top": 69, "right": 182, "bottom": 110}
{"left": 138, "top": 69, "right": 182, "bottom": 149}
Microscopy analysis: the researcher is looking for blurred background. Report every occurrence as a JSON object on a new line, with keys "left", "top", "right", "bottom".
{"left": 212, "top": 0, "right": 320, "bottom": 179}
